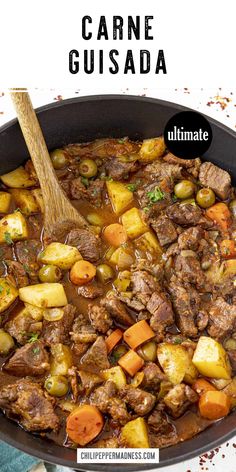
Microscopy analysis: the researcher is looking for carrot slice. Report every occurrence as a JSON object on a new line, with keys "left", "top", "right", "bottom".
{"left": 123, "top": 320, "right": 155, "bottom": 350}
{"left": 199, "top": 390, "right": 230, "bottom": 420}
{"left": 66, "top": 404, "right": 104, "bottom": 445}
{"left": 70, "top": 260, "right": 96, "bottom": 286}
{"left": 193, "top": 378, "right": 217, "bottom": 396}
{"left": 206, "top": 203, "right": 231, "bottom": 231}
{"left": 105, "top": 329, "right": 123, "bottom": 353}
{"left": 220, "top": 239, "right": 236, "bottom": 259}
{"left": 103, "top": 223, "right": 127, "bottom": 247}
{"left": 118, "top": 349, "right": 144, "bottom": 377}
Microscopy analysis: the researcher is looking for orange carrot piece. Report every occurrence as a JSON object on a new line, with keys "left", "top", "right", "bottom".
{"left": 193, "top": 378, "right": 217, "bottom": 396}
{"left": 118, "top": 349, "right": 144, "bottom": 377}
{"left": 220, "top": 239, "right": 236, "bottom": 259}
{"left": 66, "top": 404, "right": 104, "bottom": 446}
{"left": 199, "top": 390, "right": 230, "bottom": 420}
{"left": 123, "top": 320, "right": 155, "bottom": 350}
{"left": 70, "top": 260, "right": 96, "bottom": 285}
{"left": 103, "top": 223, "right": 127, "bottom": 247}
{"left": 206, "top": 203, "right": 231, "bottom": 231}
{"left": 105, "top": 329, "right": 123, "bottom": 353}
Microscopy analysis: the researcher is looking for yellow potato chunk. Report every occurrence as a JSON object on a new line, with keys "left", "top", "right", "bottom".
{"left": 10, "top": 189, "right": 39, "bottom": 215}
{"left": 139, "top": 137, "right": 165, "bottom": 162}
{"left": 102, "top": 366, "right": 127, "bottom": 389}
{"left": 184, "top": 362, "right": 198, "bottom": 385}
{"left": 157, "top": 343, "right": 191, "bottom": 385}
{"left": 38, "top": 242, "right": 82, "bottom": 270}
{"left": 19, "top": 283, "right": 68, "bottom": 308}
{"left": 121, "top": 207, "right": 148, "bottom": 239}
{"left": 106, "top": 181, "right": 134, "bottom": 215}
{"left": 32, "top": 189, "right": 44, "bottom": 213}
{"left": 192, "top": 336, "right": 231, "bottom": 380}
{"left": 50, "top": 344, "right": 73, "bottom": 376}
{"left": 0, "top": 166, "right": 36, "bottom": 188}
{"left": 135, "top": 231, "right": 163, "bottom": 257}
{"left": 223, "top": 259, "right": 236, "bottom": 277}
{"left": 0, "top": 192, "right": 11, "bottom": 213}
{"left": 24, "top": 302, "right": 44, "bottom": 321}
{"left": 0, "top": 278, "right": 18, "bottom": 313}
{"left": 109, "top": 247, "right": 134, "bottom": 270}
{"left": 121, "top": 417, "right": 149, "bottom": 448}
{"left": 0, "top": 211, "right": 28, "bottom": 243}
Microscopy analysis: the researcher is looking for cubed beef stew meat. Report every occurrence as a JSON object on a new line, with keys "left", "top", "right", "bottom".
{"left": 0, "top": 136, "right": 235, "bottom": 450}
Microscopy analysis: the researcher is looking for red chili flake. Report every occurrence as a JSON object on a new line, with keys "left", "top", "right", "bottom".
{"left": 233, "top": 443, "right": 236, "bottom": 448}
{"left": 222, "top": 454, "right": 225, "bottom": 458}
{"left": 226, "top": 442, "right": 229, "bottom": 447}
{"left": 54, "top": 95, "right": 63, "bottom": 101}
{"left": 0, "top": 92, "right": 4, "bottom": 97}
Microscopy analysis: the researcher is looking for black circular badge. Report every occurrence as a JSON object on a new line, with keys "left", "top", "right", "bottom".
{"left": 164, "top": 111, "right": 212, "bottom": 159}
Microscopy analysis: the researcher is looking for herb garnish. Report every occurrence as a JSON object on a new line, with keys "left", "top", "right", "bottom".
{"left": 81, "top": 176, "right": 89, "bottom": 188}
{"left": 4, "top": 231, "right": 13, "bottom": 245}
{"left": 0, "top": 285, "right": 4, "bottom": 294}
{"left": 27, "top": 333, "right": 39, "bottom": 343}
{"left": 147, "top": 186, "right": 165, "bottom": 203}
{"left": 127, "top": 183, "right": 137, "bottom": 192}
{"left": 32, "top": 346, "right": 40, "bottom": 354}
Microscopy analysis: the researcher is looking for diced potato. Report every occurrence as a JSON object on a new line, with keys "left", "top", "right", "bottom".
{"left": 19, "top": 283, "right": 68, "bottom": 308}
{"left": 24, "top": 302, "right": 44, "bottom": 321}
{"left": 121, "top": 417, "right": 149, "bottom": 448}
{"left": 157, "top": 343, "right": 191, "bottom": 385}
{"left": 106, "top": 181, "right": 134, "bottom": 215}
{"left": 0, "top": 166, "right": 36, "bottom": 188}
{"left": 113, "top": 277, "right": 131, "bottom": 292}
{"left": 109, "top": 247, "right": 134, "bottom": 270}
{"left": 0, "top": 278, "right": 18, "bottom": 313}
{"left": 32, "top": 189, "right": 44, "bottom": 213}
{"left": 102, "top": 366, "right": 127, "bottom": 389}
{"left": 50, "top": 344, "right": 73, "bottom": 376}
{"left": 139, "top": 137, "right": 165, "bottom": 162}
{"left": 10, "top": 189, "right": 39, "bottom": 215}
{"left": 38, "top": 242, "right": 82, "bottom": 270}
{"left": 192, "top": 336, "right": 231, "bottom": 380}
{"left": 121, "top": 207, "right": 148, "bottom": 239}
{"left": 0, "top": 192, "right": 11, "bottom": 213}
{"left": 184, "top": 362, "right": 198, "bottom": 385}
{"left": 0, "top": 212, "right": 28, "bottom": 243}
{"left": 223, "top": 259, "right": 236, "bottom": 277}
{"left": 135, "top": 231, "right": 163, "bottom": 257}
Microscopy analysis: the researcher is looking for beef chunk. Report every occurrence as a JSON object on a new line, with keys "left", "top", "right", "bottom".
{"left": 93, "top": 438, "right": 119, "bottom": 448}
{"left": 175, "top": 255, "right": 205, "bottom": 289}
{"left": 41, "top": 304, "right": 76, "bottom": 345}
{"left": 227, "top": 351, "right": 236, "bottom": 373}
{"left": 6, "top": 260, "right": 29, "bottom": 288}
{"left": 199, "top": 162, "right": 231, "bottom": 200}
{"left": 4, "top": 341, "right": 49, "bottom": 376}
{"left": 163, "top": 384, "right": 198, "bottom": 418}
{"left": 5, "top": 309, "right": 42, "bottom": 345}
{"left": 207, "top": 297, "right": 236, "bottom": 340}
{"left": 71, "top": 178, "right": 105, "bottom": 207}
{"left": 78, "top": 370, "right": 103, "bottom": 395}
{"left": 80, "top": 336, "right": 110, "bottom": 372}
{"left": 117, "top": 294, "right": 145, "bottom": 312}
{"left": 105, "top": 158, "right": 138, "bottom": 180}
{"left": 0, "top": 379, "right": 59, "bottom": 431}
{"left": 0, "top": 244, "right": 13, "bottom": 262}
{"left": 70, "top": 315, "right": 97, "bottom": 344}
{"left": 144, "top": 160, "right": 182, "bottom": 182}
{"left": 148, "top": 407, "right": 176, "bottom": 440}
{"left": 88, "top": 304, "right": 113, "bottom": 334}
{"left": 67, "top": 228, "right": 102, "bottom": 263}
{"left": 131, "top": 270, "right": 158, "bottom": 295}
{"left": 163, "top": 153, "right": 201, "bottom": 178}
{"left": 68, "top": 366, "right": 80, "bottom": 402}
{"left": 168, "top": 280, "right": 199, "bottom": 337}
{"left": 70, "top": 178, "right": 87, "bottom": 199}
{"left": 101, "top": 295, "right": 134, "bottom": 326}
{"left": 119, "top": 385, "right": 156, "bottom": 416}
{"left": 66, "top": 139, "right": 139, "bottom": 159}
{"left": 142, "top": 362, "right": 166, "bottom": 390}
{"left": 147, "top": 292, "right": 174, "bottom": 339}
{"left": 91, "top": 381, "right": 129, "bottom": 424}
{"left": 15, "top": 239, "right": 41, "bottom": 282}
{"left": 77, "top": 282, "right": 103, "bottom": 299}
{"left": 150, "top": 214, "right": 178, "bottom": 246}
{"left": 166, "top": 203, "right": 202, "bottom": 226}
{"left": 178, "top": 226, "right": 205, "bottom": 251}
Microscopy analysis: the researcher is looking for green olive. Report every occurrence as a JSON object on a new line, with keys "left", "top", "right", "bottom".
{"left": 79, "top": 159, "right": 98, "bottom": 178}
{"left": 50, "top": 149, "right": 68, "bottom": 170}
{"left": 196, "top": 188, "right": 216, "bottom": 208}
{"left": 96, "top": 264, "right": 114, "bottom": 284}
{"left": 86, "top": 213, "right": 104, "bottom": 226}
{"left": 0, "top": 329, "right": 14, "bottom": 355}
{"left": 38, "top": 265, "right": 62, "bottom": 283}
{"left": 44, "top": 375, "right": 69, "bottom": 397}
{"left": 229, "top": 199, "right": 236, "bottom": 217}
{"left": 174, "top": 180, "right": 195, "bottom": 199}
{"left": 138, "top": 341, "right": 157, "bottom": 362}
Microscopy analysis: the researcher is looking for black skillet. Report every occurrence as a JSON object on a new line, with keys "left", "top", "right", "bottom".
{"left": 0, "top": 95, "right": 235, "bottom": 470}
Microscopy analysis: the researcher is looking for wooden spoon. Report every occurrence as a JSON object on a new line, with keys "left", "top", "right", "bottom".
{"left": 10, "top": 91, "right": 88, "bottom": 240}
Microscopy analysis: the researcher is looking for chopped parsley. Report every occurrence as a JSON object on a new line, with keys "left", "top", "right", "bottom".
{"left": 118, "top": 138, "right": 126, "bottom": 144}
{"left": 81, "top": 176, "right": 89, "bottom": 188}
{"left": 173, "top": 338, "right": 182, "bottom": 345}
{"left": 172, "top": 194, "right": 178, "bottom": 202}
{"left": 32, "top": 346, "right": 40, "bottom": 355}
{"left": 126, "top": 183, "right": 137, "bottom": 192}
{"left": 6, "top": 288, "right": 10, "bottom": 296}
{"left": 27, "top": 333, "right": 39, "bottom": 343}
{"left": 14, "top": 208, "right": 22, "bottom": 213}
{"left": 0, "top": 285, "right": 4, "bottom": 294}
{"left": 147, "top": 186, "right": 165, "bottom": 203}
{"left": 4, "top": 231, "right": 13, "bottom": 245}
{"left": 100, "top": 175, "right": 113, "bottom": 182}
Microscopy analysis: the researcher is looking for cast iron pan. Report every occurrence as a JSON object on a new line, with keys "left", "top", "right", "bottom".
{"left": 0, "top": 95, "right": 235, "bottom": 470}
